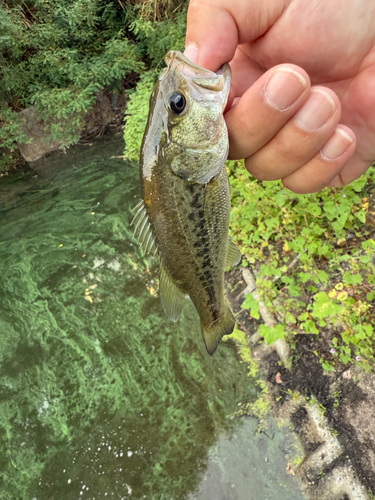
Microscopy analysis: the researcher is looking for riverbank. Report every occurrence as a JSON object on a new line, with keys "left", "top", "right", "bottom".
{"left": 226, "top": 266, "right": 375, "bottom": 500}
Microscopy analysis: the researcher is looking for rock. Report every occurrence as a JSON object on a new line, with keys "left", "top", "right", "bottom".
{"left": 18, "top": 107, "right": 63, "bottom": 162}
{"left": 81, "top": 89, "right": 126, "bottom": 137}
{"left": 17, "top": 89, "right": 127, "bottom": 163}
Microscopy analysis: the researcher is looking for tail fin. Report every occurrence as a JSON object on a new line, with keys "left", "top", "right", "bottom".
{"left": 202, "top": 306, "right": 236, "bottom": 356}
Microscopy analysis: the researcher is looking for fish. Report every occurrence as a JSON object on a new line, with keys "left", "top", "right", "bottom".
{"left": 132, "top": 50, "right": 241, "bottom": 355}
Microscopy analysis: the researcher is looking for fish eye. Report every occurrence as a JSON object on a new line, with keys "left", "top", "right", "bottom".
{"left": 169, "top": 92, "right": 187, "bottom": 115}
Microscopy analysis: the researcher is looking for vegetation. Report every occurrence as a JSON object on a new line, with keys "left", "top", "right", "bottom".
{"left": 0, "top": 0, "right": 188, "bottom": 171}
{"left": 223, "top": 327, "right": 272, "bottom": 429}
{"left": 124, "top": 70, "right": 158, "bottom": 160}
{"left": 228, "top": 161, "right": 375, "bottom": 373}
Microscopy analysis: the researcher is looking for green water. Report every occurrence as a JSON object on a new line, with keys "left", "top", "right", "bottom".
{"left": 0, "top": 136, "right": 305, "bottom": 500}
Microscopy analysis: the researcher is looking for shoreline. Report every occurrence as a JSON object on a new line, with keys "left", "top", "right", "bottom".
{"left": 226, "top": 265, "right": 375, "bottom": 499}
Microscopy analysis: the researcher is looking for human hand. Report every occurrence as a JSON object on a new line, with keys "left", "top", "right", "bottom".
{"left": 185, "top": 0, "right": 375, "bottom": 193}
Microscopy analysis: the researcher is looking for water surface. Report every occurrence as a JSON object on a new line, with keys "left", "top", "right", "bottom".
{"left": 0, "top": 136, "right": 305, "bottom": 499}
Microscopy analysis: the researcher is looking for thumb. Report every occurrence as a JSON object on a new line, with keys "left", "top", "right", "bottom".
{"left": 185, "top": 0, "right": 287, "bottom": 71}
{"left": 185, "top": 1, "right": 238, "bottom": 71}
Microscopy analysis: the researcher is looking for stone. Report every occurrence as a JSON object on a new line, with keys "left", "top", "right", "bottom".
{"left": 18, "top": 107, "right": 63, "bottom": 162}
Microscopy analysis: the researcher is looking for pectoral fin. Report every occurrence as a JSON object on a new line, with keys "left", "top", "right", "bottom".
{"left": 202, "top": 305, "right": 236, "bottom": 355}
{"left": 159, "top": 264, "right": 185, "bottom": 322}
{"left": 188, "top": 155, "right": 226, "bottom": 184}
{"left": 226, "top": 238, "right": 241, "bottom": 267}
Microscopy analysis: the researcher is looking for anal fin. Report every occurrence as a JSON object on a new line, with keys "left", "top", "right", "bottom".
{"left": 159, "top": 264, "right": 185, "bottom": 322}
{"left": 226, "top": 237, "right": 241, "bottom": 267}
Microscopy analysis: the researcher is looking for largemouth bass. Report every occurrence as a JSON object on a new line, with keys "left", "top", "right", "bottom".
{"left": 132, "top": 51, "right": 241, "bottom": 355}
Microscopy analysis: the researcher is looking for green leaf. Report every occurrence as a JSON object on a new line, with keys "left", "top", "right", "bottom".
{"left": 288, "top": 284, "right": 302, "bottom": 297}
{"left": 298, "top": 272, "right": 312, "bottom": 283}
{"left": 259, "top": 324, "right": 287, "bottom": 345}
{"left": 349, "top": 176, "right": 367, "bottom": 192}
{"left": 312, "top": 292, "right": 342, "bottom": 319}
{"left": 317, "top": 270, "right": 329, "bottom": 285}
{"left": 242, "top": 293, "right": 260, "bottom": 320}
{"left": 285, "top": 312, "right": 297, "bottom": 324}
{"left": 339, "top": 353, "right": 352, "bottom": 364}
{"left": 302, "top": 319, "right": 319, "bottom": 334}
{"left": 343, "top": 271, "right": 362, "bottom": 285}
{"left": 298, "top": 312, "right": 309, "bottom": 321}
{"left": 354, "top": 210, "right": 366, "bottom": 223}
{"left": 362, "top": 239, "right": 375, "bottom": 250}
{"left": 322, "top": 361, "right": 335, "bottom": 373}
{"left": 305, "top": 204, "right": 322, "bottom": 217}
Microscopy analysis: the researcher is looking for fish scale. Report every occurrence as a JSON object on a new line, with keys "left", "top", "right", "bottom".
{"left": 133, "top": 51, "right": 241, "bottom": 355}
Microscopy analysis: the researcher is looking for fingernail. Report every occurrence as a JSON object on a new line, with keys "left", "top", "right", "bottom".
{"left": 294, "top": 89, "right": 336, "bottom": 131}
{"left": 321, "top": 128, "right": 354, "bottom": 160}
{"left": 184, "top": 43, "right": 199, "bottom": 64}
{"left": 265, "top": 68, "right": 307, "bottom": 110}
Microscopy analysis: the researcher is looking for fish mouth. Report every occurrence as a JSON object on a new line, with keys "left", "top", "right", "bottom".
{"left": 165, "top": 51, "right": 231, "bottom": 96}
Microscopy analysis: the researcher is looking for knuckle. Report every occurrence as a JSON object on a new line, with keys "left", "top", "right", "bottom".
{"left": 282, "top": 178, "right": 311, "bottom": 194}
{"left": 245, "top": 155, "right": 280, "bottom": 181}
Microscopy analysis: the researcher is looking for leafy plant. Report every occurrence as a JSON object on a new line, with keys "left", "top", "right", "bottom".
{"left": 123, "top": 6, "right": 187, "bottom": 161}
{"left": 124, "top": 71, "right": 158, "bottom": 161}
{"left": 228, "top": 159, "right": 375, "bottom": 372}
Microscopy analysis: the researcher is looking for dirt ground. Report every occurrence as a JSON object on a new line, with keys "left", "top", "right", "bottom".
{"left": 226, "top": 267, "right": 375, "bottom": 499}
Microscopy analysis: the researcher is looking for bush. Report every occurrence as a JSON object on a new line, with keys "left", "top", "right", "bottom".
{"left": 123, "top": 6, "right": 187, "bottom": 160}
{"left": 0, "top": 0, "right": 188, "bottom": 172}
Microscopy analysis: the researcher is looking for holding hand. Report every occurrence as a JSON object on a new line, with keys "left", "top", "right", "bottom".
{"left": 185, "top": 0, "right": 375, "bottom": 193}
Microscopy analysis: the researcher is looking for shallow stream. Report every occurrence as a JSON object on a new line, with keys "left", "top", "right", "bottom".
{"left": 0, "top": 135, "right": 305, "bottom": 499}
